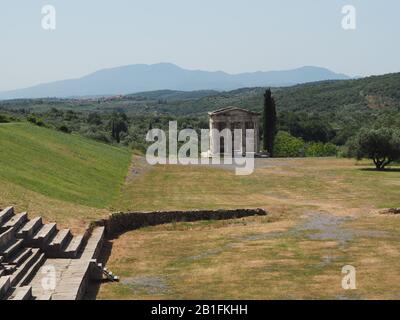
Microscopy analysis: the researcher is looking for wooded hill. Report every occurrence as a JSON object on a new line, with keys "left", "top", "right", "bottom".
{"left": 1, "top": 72, "right": 399, "bottom": 148}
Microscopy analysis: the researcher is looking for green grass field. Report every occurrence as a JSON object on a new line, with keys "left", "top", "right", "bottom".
{"left": 0, "top": 123, "right": 131, "bottom": 230}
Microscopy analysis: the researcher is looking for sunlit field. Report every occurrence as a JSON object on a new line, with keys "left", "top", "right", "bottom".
{"left": 97, "top": 157, "right": 400, "bottom": 299}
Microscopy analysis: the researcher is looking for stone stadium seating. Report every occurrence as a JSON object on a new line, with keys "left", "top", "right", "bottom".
{"left": 0, "top": 206, "right": 104, "bottom": 300}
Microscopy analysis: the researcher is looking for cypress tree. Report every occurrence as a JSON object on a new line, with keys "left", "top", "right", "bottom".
{"left": 263, "top": 89, "right": 277, "bottom": 156}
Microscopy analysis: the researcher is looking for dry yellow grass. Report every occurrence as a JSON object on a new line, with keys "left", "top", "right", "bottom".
{"left": 98, "top": 214, "right": 400, "bottom": 299}
{"left": 98, "top": 157, "right": 400, "bottom": 300}
{"left": 115, "top": 157, "right": 400, "bottom": 217}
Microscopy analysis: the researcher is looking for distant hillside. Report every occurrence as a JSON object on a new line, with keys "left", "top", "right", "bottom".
{"left": 0, "top": 123, "right": 131, "bottom": 207}
{"left": 126, "top": 89, "right": 219, "bottom": 102}
{"left": 1, "top": 72, "right": 398, "bottom": 116}
{"left": 1, "top": 72, "right": 399, "bottom": 149}
{"left": 157, "top": 72, "right": 400, "bottom": 116}
{"left": 0, "top": 63, "right": 349, "bottom": 99}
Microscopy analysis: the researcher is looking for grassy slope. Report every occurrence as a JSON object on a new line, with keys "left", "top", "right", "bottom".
{"left": 0, "top": 123, "right": 131, "bottom": 229}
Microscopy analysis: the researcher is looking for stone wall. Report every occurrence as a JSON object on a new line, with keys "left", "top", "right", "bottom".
{"left": 92, "top": 208, "right": 267, "bottom": 237}
{"left": 378, "top": 208, "right": 400, "bottom": 215}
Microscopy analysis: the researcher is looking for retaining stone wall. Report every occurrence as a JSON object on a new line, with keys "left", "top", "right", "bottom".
{"left": 92, "top": 208, "right": 267, "bottom": 237}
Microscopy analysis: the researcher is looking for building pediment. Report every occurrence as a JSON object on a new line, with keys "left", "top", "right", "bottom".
{"left": 208, "top": 107, "right": 260, "bottom": 117}
{"left": 208, "top": 106, "right": 261, "bottom": 155}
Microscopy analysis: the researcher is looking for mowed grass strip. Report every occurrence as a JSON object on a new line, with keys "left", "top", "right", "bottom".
{"left": 116, "top": 164, "right": 266, "bottom": 212}
{"left": 117, "top": 158, "right": 400, "bottom": 213}
{"left": 0, "top": 123, "right": 131, "bottom": 208}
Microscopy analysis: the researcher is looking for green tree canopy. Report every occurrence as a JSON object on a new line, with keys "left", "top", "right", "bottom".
{"left": 274, "top": 131, "right": 305, "bottom": 158}
{"left": 356, "top": 127, "right": 400, "bottom": 170}
{"left": 109, "top": 112, "right": 129, "bottom": 143}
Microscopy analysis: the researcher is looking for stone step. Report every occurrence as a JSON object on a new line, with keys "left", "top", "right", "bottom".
{"left": 31, "top": 223, "right": 57, "bottom": 248}
{"left": 35, "top": 292, "right": 52, "bottom": 300}
{"left": 1, "top": 212, "right": 28, "bottom": 233}
{"left": 10, "top": 248, "right": 32, "bottom": 266}
{"left": 10, "top": 248, "right": 42, "bottom": 287}
{"left": 81, "top": 227, "right": 105, "bottom": 260}
{"left": 2, "top": 264, "right": 17, "bottom": 274}
{"left": 17, "top": 217, "right": 43, "bottom": 240}
{"left": 49, "top": 229, "right": 72, "bottom": 252}
{"left": 1, "top": 239, "right": 24, "bottom": 259}
{"left": 8, "top": 286, "right": 32, "bottom": 300}
{"left": 19, "top": 253, "right": 46, "bottom": 287}
{"left": 0, "top": 227, "right": 15, "bottom": 250}
{"left": 0, "top": 276, "right": 11, "bottom": 299}
{"left": 63, "top": 235, "right": 84, "bottom": 258}
{"left": 4, "top": 263, "right": 17, "bottom": 272}
{"left": 0, "top": 270, "right": 5, "bottom": 277}
{"left": 0, "top": 207, "right": 14, "bottom": 226}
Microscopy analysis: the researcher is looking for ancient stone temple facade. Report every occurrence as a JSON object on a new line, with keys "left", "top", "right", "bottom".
{"left": 208, "top": 107, "right": 261, "bottom": 156}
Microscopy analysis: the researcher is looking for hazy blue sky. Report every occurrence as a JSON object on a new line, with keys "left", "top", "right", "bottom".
{"left": 0, "top": 0, "right": 399, "bottom": 91}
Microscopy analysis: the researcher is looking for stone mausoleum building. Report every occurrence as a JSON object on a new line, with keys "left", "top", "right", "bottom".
{"left": 208, "top": 107, "right": 261, "bottom": 156}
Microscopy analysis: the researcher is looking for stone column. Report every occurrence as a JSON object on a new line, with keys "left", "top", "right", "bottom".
{"left": 241, "top": 121, "right": 246, "bottom": 155}
{"left": 209, "top": 118, "right": 217, "bottom": 156}
{"left": 224, "top": 119, "right": 232, "bottom": 156}
{"left": 210, "top": 120, "right": 219, "bottom": 156}
{"left": 254, "top": 120, "right": 259, "bottom": 153}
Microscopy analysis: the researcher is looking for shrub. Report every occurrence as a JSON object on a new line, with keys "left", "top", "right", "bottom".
{"left": 35, "top": 119, "right": 45, "bottom": 127}
{"left": 84, "top": 131, "right": 112, "bottom": 144}
{"left": 27, "top": 115, "right": 45, "bottom": 127}
{"left": 274, "top": 131, "right": 305, "bottom": 157}
{"left": 58, "top": 125, "right": 71, "bottom": 134}
{"left": 305, "top": 142, "right": 337, "bottom": 157}
{"left": 340, "top": 136, "right": 359, "bottom": 158}
{"left": 27, "top": 115, "right": 37, "bottom": 124}
{"left": 0, "top": 114, "right": 10, "bottom": 123}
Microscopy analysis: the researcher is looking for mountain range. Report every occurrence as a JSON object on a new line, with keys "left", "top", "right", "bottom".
{"left": 0, "top": 63, "right": 350, "bottom": 100}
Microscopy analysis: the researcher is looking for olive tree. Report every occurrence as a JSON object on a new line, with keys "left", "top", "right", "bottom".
{"left": 356, "top": 128, "right": 400, "bottom": 170}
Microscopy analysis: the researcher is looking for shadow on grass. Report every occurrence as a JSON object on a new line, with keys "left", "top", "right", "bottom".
{"left": 359, "top": 168, "right": 400, "bottom": 173}
{"left": 84, "top": 239, "right": 114, "bottom": 300}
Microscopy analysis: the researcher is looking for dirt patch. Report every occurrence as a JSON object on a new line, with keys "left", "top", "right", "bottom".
{"left": 296, "top": 213, "right": 354, "bottom": 245}
{"left": 121, "top": 276, "right": 169, "bottom": 295}
{"left": 125, "top": 155, "right": 151, "bottom": 183}
{"left": 316, "top": 255, "right": 338, "bottom": 268}
{"left": 185, "top": 211, "right": 390, "bottom": 263}
{"left": 295, "top": 212, "right": 390, "bottom": 246}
